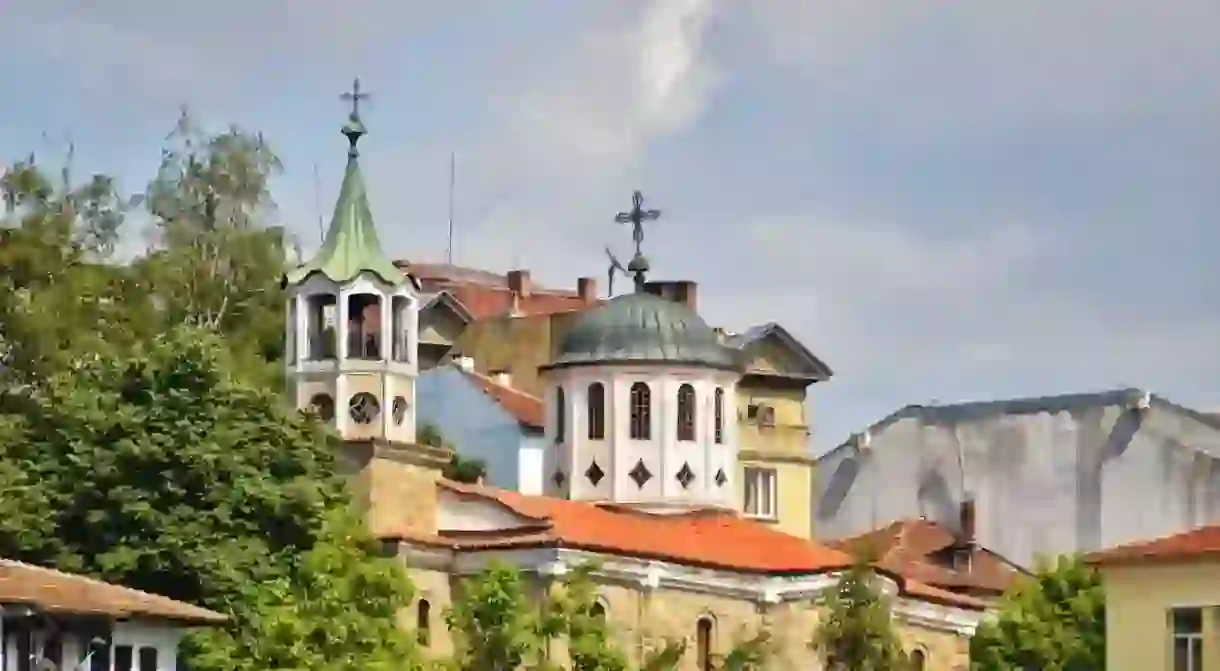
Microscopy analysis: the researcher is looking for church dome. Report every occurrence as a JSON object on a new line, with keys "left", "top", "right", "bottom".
{"left": 545, "top": 292, "right": 738, "bottom": 370}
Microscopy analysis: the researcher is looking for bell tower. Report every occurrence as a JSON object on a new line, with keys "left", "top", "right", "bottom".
{"left": 283, "top": 79, "right": 450, "bottom": 536}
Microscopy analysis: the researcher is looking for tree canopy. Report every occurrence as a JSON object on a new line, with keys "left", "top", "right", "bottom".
{"left": 810, "top": 559, "right": 913, "bottom": 671}
{"left": 970, "top": 555, "right": 1105, "bottom": 671}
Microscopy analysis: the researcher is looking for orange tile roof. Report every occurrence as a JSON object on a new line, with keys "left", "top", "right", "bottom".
{"left": 1086, "top": 525, "right": 1220, "bottom": 567}
{"left": 398, "top": 261, "right": 599, "bottom": 320}
{"left": 0, "top": 558, "right": 226, "bottom": 624}
{"left": 393, "top": 482, "right": 986, "bottom": 610}
{"left": 831, "top": 519, "right": 1025, "bottom": 596}
{"left": 455, "top": 368, "right": 545, "bottom": 430}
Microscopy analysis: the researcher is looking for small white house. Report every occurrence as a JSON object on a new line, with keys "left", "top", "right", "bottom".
{"left": 0, "top": 558, "right": 225, "bottom": 671}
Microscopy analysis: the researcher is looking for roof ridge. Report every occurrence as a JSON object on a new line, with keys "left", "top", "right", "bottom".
{"left": 0, "top": 558, "right": 224, "bottom": 618}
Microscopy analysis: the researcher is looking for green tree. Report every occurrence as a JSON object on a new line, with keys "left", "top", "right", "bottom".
{"left": 445, "top": 563, "right": 549, "bottom": 670}
{"left": 0, "top": 326, "right": 419, "bottom": 671}
{"left": 970, "top": 555, "right": 1104, "bottom": 671}
{"left": 810, "top": 560, "right": 911, "bottom": 671}
{"left": 419, "top": 421, "right": 487, "bottom": 485}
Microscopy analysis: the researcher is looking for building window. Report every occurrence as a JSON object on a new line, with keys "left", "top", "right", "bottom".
{"left": 391, "top": 295, "right": 410, "bottom": 363}
{"left": 587, "top": 382, "right": 606, "bottom": 440}
{"left": 696, "top": 617, "right": 714, "bottom": 671}
{"left": 1172, "top": 607, "right": 1204, "bottom": 671}
{"left": 677, "top": 383, "right": 696, "bottom": 441}
{"left": 910, "top": 649, "right": 926, "bottom": 670}
{"left": 630, "top": 382, "right": 652, "bottom": 440}
{"left": 743, "top": 467, "right": 778, "bottom": 519}
{"left": 137, "top": 648, "right": 158, "bottom": 671}
{"left": 346, "top": 293, "right": 382, "bottom": 359}
{"left": 306, "top": 293, "right": 337, "bottom": 360}
{"left": 114, "top": 645, "right": 133, "bottom": 671}
{"left": 713, "top": 388, "right": 724, "bottom": 444}
{"left": 590, "top": 601, "right": 606, "bottom": 619}
{"left": 555, "top": 387, "right": 566, "bottom": 443}
{"left": 417, "top": 598, "right": 432, "bottom": 646}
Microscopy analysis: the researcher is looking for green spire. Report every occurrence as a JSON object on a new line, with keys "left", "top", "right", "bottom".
{"left": 285, "top": 79, "right": 405, "bottom": 287}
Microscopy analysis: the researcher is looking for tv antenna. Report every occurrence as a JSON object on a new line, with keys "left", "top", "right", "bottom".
{"left": 604, "top": 246, "right": 628, "bottom": 297}
{"left": 446, "top": 151, "right": 456, "bottom": 265}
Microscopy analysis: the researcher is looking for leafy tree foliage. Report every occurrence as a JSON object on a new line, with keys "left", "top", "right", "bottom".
{"left": 0, "top": 327, "right": 419, "bottom": 671}
{"left": 810, "top": 560, "right": 912, "bottom": 671}
{"left": 419, "top": 421, "right": 488, "bottom": 484}
{"left": 970, "top": 555, "right": 1105, "bottom": 671}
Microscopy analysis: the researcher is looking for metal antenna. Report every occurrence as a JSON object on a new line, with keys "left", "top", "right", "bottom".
{"left": 313, "top": 162, "right": 324, "bottom": 244}
{"left": 446, "top": 151, "right": 455, "bottom": 265}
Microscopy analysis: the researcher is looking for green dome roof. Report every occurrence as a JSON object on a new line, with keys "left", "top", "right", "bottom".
{"left": 546, "top": 292, "right": 739, "bottom": 370}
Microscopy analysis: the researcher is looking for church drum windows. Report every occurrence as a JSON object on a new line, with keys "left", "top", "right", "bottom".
{"left": 629, "top": 382, "right": 651, "bottom": 440}
{"left": 587, "top": 382, "right": 606, "bottom": 440}
{"left": 677, "top": 383, "right": 696, "bottom": 441}
{"left": 713, "top": 387, "right": 724, "bottom": 444}
{"left": 391, "top": 295, "right": 410, "bottom": 363}
{"left": 346, "top": 293, "right": 383, "bottom": 360}
{"left": 555, "top": 387, "right": 566, "bottom": 443}
{"left": 305, "top": 293, "right": 337, "bottom": 360}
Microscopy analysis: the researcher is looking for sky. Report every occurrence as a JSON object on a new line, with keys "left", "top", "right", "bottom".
{"left": 2, "top": 1, "right": 1219, "bottom": 453}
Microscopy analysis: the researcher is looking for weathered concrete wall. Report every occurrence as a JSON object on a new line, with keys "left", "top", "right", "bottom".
{"left": 815, "top": 398, "right": 1220, "bottom": 567}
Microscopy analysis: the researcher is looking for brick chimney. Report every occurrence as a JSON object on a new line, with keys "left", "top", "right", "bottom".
{"left": 506, "top": 269, "right": 532, "bottom": 297}
{"left": 959, "top": 498, "right": 976, "bottom": 543}
{"left": 577, "top": 276, "right": 598, "bottom": 303}
{"left": 643, "top": 280, "right": 698, "bottom": 311}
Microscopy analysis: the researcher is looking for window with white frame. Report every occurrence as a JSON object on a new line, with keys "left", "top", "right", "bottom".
{"left": 742, "top": 467, "right": 777, "bottom": 519}
{"left": 1172, "top": 607, "right": 1204, "bottom": 671}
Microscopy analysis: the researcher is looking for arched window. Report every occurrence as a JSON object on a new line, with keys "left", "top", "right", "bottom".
{"left": 587, "top": 382, "right": 606, "bottom": 440}
{"left": 629, "top": 382, "right": 652, "bottom": 440}
{"left": 555, "top": 387, "right": 566, "bottom": 443}
{"left": 910, "top": 649, "right": 926, "bottom": 670}
{"left": 695, "top": 617, "right": 713, "bottom": 671}
{"left": 677, "top": 384, "right": 696, "bottom": 441}
{"left": 713, "top": 388, "right": 724, "bottom": 444}
{"left": 416, "top": 599, "right": 431, "bottom": 646}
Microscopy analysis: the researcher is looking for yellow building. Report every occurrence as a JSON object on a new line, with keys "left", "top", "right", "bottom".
{"left": 1088, "top": 525, "right": 1220, "bottom": 671}
{"left": 285, "top": 104, "right": 984, "bottom": 671}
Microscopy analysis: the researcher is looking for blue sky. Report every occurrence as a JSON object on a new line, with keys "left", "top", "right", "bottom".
{"left": 3, "top": 1, "right": 1219, "bottom": 451}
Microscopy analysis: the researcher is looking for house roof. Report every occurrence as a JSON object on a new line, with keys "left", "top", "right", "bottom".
{"left": 0, "top": 558, "right": 226, "bottom": 624}
{"left": 1085, "top": 525, "right": 1220, "bottom": 567}
{"left": 397, "top": 262, "right": 598, "bottom": 320}
{"left": 819, "top": 388, "right": 1220, "bottom": 464}
{"left": 831, "top": 519, "right": 1025, "bottom": 596}
{"left": 722, "top": 322, "right": 833, "bottom": 381}
{"left": 391, "top": 481, "right": 986, "bottom": 610}
{"left": 453, "top": 367, "right": 545, "bottom": 430}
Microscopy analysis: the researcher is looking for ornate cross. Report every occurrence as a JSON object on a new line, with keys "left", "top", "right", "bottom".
{"left": 614, "top": 190, "right": 661, "bottom": 258}
{"left": 340, "top": 78, "right": 372, "bottom": 121}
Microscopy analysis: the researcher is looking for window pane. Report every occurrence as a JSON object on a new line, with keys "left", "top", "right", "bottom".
{"left": 1193, "top": 639, "right": 1203, "bottom": 671}
{"left": 138, "top": 647, "right": 158, "bottom": 671}
{"left": 1174, "top": 638, "right": 1190, "bottom": 671}
{"left": 114, "top": 645, "right": 134, "bottom": 671}
{"left": 1174, "top": 608, "right": 1204, "bottom": 634}
{"left": 744, "top": 471, "right": 758, "bottom": 514}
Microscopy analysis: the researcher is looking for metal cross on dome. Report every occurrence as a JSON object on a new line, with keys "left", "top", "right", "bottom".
{"left": 615, "top": 190, "right": 661, "bottom": 258}
{"left": 340, "top": 77, "right": 372, "bottom": 121}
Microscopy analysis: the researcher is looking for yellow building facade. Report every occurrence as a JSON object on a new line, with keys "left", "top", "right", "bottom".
{"left": 1090, "top": 526, "right": 1220, "bottom": 671}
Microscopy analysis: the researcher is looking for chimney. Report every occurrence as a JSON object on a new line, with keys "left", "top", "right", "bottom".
{"left": 958, "top": 498, "right": 976, "bottom": 545}
{"left": 489, "top": 369, "right": 512, "bottom": 387}
{"left": 642, "top": 280, "right": 698, "bottom": 311}
{"left": 506, "top": 269, "right": 532, "bottom": 297}
{"left": 577, "top": 276, "right": 598, "bottom": 303}
{"left": 454, "top": 356, "right": 476, "bottom": 373}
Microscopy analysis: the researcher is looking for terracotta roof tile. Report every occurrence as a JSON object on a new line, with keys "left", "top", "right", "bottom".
{"left": 832, "top": 519, "right": 1024, "bottom": 596}
{"left": 397, "top": 261, "right": 599, "bottom": 320}
{"left": 0, "top": 558, "right": 226, "bottom": 624}
{"left": 1086, "top": 525, "right": 1220, "bottom": 566}
{"left": 455, "top": 368, "right": 545, "bottom": 430}
{"left": 394, "top": 482, "right": 986, "bottom": 611}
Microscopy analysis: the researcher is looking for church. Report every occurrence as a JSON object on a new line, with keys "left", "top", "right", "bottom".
{"left": 280, "top": 92, "right": 985, "bottom": 670}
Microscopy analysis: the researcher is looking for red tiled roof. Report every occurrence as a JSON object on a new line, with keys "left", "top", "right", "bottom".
{"left": 0, "top": 559, "right": 226, "bottom": 624}
{"left": 832, "top": 519, "right": 1024, "bottom": 596}
{"left": 398, "top": 261, "right": 599, "bottom": 320}
{"left": 1086, "top": 525, "right": 1220, "bottom": 567}
{"left": 456, "top": 368, "right": 545, "bottom": 430}
{"left": 393, "top": 482, "right": 986, "bottom": 610}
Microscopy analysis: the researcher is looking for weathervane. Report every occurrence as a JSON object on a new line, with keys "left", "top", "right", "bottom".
{"left": 614, "top": 190, "right": 661, "bottom": 291}
{"left": 339, "top": 77, "right": 372, "bottom": 156}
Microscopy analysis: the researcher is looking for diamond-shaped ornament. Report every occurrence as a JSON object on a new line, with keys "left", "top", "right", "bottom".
{"left": 714, "top": 468, "right": 728, "bottom": 487}
{"left": 676, "top": 462, "right": 696, "bottom": 489}
{"left": 552, "top": 470, "right": 566, "bottom": 488}
{"left": 585, "top": 460, "right": 605, "bottom": 486}
{"left": 629, "top": 459, "right": 653, "bottom": 488}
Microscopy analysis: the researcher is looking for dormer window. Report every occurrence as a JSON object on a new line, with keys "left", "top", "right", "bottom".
{"left": 630, "top": 382, "right": 652, "bottom": 440}
{"left": 677, "top": 384, "right": 696, "bottom": 441}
